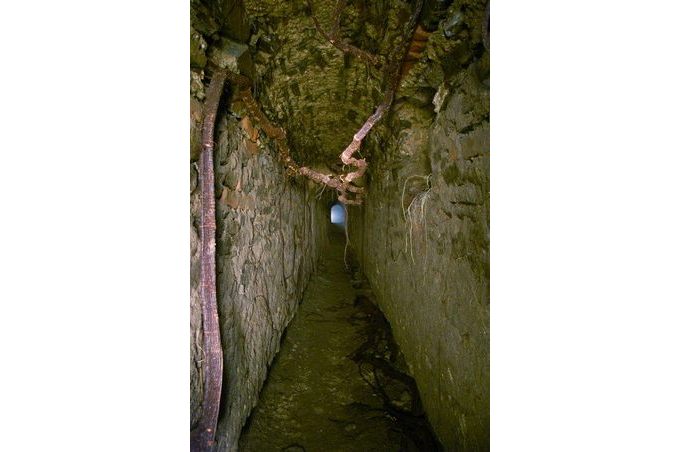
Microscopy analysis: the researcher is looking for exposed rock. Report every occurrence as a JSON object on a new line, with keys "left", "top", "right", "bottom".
{"left": 239, "top": 230, "right": 441, "bottom": 451}
{"left": 208, "top": 38, "right": 249, "bottom": 71}
{"left": 190, "top": 70, "right": 206, "bottom": 102}
{"left": 347, "top": 2, "right": 490, "bottom": 449}
{"left": 191, "top": 27, "right": 208, "bottom": 69}
{"left": 190, "top": 0, "right": 490, "bottom": 449}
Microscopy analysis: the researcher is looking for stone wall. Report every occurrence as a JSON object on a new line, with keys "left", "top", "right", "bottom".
{"left": 191, "top": 0, "right": 489, "bottom": 449}
{"left": 347, "top": 2, "right": 490, "bottom": 449}
{"left": 190, "top": 111, "right": 329, "bottom": 450}
{"left": 191, "top": 1, "right": 329, "bottom": 449}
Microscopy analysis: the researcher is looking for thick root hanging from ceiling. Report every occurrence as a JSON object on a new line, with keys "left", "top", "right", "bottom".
{"left": 306, "top": 0, "right": 382, "bottom": 68}
{"left": 220, "top": 0, "right": 424, "bottom": 206}
{"left": 224, "top": 69, "right": 364, "bottom": 204}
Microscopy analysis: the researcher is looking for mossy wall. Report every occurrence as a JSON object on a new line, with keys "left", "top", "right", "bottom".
{"left": 190, "top": 2, "right": 330, "bottom": 449}
{"left": 191, "top": 0, "right": 489, "bottom": 449}
{"left": 190, "top": 111, "right": 330, "bottom": 449}
{"left": 347, "top": 1, "right": 490, "bottom": 448}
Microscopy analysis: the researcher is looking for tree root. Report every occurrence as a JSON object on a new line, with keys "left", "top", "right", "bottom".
{"left": 224, "top": 69, "right": 365, "bottom": 204}
{"left": 345, "top": 268, "right": 442, "bottom": 450}
{"left": 191, "top": 68, "right": 228, "bottom": 452}
{"left": 306, "top": 0, "right": 381, "bottom": 67}
{"left": 221, "top": 0, "right": 424, "bottom": 207}
{"left": 337, "top": 0, "right": 425, "bottom": 204}
{"left": 401, "top": 174, "right": 432, "bottom": 264}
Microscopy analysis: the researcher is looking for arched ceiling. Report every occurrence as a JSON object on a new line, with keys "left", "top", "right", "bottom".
{"left": 191, "top": 0, "right": 489, "bottom": 170}
{"left": 243, "top": 0, "right": 412, "bottom": 170}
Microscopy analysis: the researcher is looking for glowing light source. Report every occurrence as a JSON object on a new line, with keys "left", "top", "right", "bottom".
{"left": 330, "top": 203, "right": 345, "bottom": 225}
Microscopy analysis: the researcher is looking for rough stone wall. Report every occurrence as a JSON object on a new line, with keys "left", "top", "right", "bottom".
{"left": 347, "top": 1, "right": 490, "bottom": 449}
{"left": 190, "top": 106, "right": 330, "bottom": 449}
{"left": 243, "top": 0, "right": 409, "bottom": 168}
{"left": 191, "top": 0, "right": 489, "bottom": 449}
{"left": 192, "top": 1, "right": 329, "bottom": 448}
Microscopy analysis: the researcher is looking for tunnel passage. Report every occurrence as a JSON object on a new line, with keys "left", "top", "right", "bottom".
{"left": 238, "top": 229, "right": 442, "bottom": 451}
{"left": 191, "top": 0, "right": 489, "bottom": 450}
{"left": 330, "top": 202, "right": 346, "bottom": 226}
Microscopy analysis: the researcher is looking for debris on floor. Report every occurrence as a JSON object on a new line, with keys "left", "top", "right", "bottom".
{"left": 239, "top": 228, "right": 441, "bottom": 451}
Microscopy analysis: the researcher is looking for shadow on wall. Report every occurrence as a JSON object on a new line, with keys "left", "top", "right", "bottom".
{"left": 330, "top": 202, "right": 346, "bottom": 226}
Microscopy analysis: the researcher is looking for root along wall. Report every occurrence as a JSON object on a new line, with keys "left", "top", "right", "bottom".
{"left": 347, "top": 6, "right": 490, "bottom": 448}
{"left": 191, "top": 111, "right": 330, "bottom": 450}
{"left": 191, "top": 0, "right": 489, "bottom": 449}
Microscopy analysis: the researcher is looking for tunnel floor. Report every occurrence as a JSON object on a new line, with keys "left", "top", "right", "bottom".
{"left": 238, "top": 227, "right": 441, "bottom": 451}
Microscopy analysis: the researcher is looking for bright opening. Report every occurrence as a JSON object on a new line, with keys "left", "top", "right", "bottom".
{"left": 330, "top": 203, "right": 346, "bottom": 225}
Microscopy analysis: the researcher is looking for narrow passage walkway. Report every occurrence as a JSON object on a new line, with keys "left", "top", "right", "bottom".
{"left": 239, "top": 227, "right": 441, "bottom": 451}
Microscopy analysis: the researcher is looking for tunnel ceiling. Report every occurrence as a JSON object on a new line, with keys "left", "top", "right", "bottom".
{"left": 191, "top": 0, "right": 489, "bottom": 169}
{"left": 190, "top": 0, "right": 490, "bottom": 446}
{"left": 242, "top": 0, "right": 402, "bottom": 170}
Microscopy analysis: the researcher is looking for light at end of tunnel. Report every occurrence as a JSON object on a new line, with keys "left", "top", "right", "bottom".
{"left": 330, "top": 203, "right": 346, "bottom": 225}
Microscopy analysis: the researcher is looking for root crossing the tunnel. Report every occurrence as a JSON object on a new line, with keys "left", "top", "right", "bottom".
{"left": 238, "top": 227, "right": 441, "bottom": 451}
{"left": 217, "top": 0, "right": 425, "bottom": 206}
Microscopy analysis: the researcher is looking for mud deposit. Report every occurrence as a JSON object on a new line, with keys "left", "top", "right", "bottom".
{"left": 239, "top": 227, "right": 441, "bottom": 451}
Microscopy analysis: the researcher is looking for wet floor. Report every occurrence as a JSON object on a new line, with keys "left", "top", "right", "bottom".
{"left": 239, "top": 227, "right": 441, "bottom": 452}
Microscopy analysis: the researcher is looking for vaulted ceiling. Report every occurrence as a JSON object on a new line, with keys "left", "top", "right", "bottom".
{"left": 191, "top": 0, "right": 489, "bottom": 169}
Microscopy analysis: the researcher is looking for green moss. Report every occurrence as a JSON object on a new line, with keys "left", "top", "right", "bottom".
{"left": 190, "top": 28, "right": 207, "bottom": 69}
{"left": 468, "top": 219, "right": 489, "bottom": 280}
{"left": 443, "top": 163, "right": 461, "bottom": 185}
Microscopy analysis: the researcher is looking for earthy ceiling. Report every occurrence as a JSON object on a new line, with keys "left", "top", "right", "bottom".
{"left": 244, "top": 0, "right": 412, "bottom": 170}
{"left": 191, "top": 0, "right": 489, "bottom": 169}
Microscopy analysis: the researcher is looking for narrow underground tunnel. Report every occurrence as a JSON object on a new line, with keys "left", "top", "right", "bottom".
{"left": 190, "top": 0, "right": 489, "bottom": 450}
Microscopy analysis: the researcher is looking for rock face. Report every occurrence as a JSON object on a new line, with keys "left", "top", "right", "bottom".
{"left": 192, "top": 2, "right": 328, "bottom": 448}
{"left": 242, "top": 0, "right": 414, "bottom": 168}
{"left": 190, "top": 109, "right": 330, "bottom": 449}
{"left": 239, "top": 229, "right": 441, "bottom": 452}
{"left": 191, "top": 0, "right": 489, "bottom": 449}
{"left": 347, "top": 2, "right": 490, "bottom": 449}
{"left": 219, "top": 117, "right": 331, "bottom": 450}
